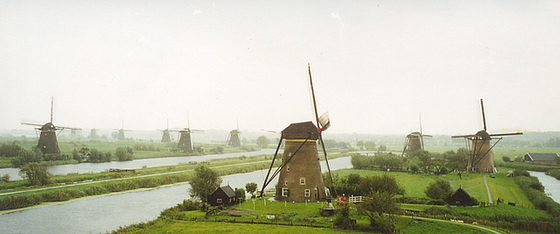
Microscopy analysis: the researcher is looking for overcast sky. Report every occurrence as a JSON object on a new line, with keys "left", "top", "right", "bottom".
{"left": 1, "top": 0, "right": 559, "bottom": 135}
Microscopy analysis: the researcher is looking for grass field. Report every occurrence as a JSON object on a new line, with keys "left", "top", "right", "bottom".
{"left": 330, "top": 168, "right": 533, "bottom": 207}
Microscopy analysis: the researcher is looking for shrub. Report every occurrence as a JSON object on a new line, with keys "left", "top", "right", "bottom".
{"left": 503, "top": 156, "right": 511, "bottom": 162}
{"left": 116, "top": 146, "right": 134, "bottom": 161}
{"left": 425, "top": 179, "right": 452, "bottom": 201}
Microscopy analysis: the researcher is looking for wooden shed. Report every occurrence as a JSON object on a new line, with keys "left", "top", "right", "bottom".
{"left": 523, "top": 153, "right": 559, "bottom": 165}
{"left": 448, "top": 187, "right": 478, "bottom": 206}
{"left": 207, "top": 185, "right": 238, "bottom": 206}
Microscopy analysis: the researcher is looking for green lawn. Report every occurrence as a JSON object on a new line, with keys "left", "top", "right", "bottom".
{"left": 331, "top": 168, "right": 532, "bottom": 207}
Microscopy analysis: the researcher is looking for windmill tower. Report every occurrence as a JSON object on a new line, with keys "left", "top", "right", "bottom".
{"left": 115, "top": 120, "right": 131, "bottom": 141}
{"left": 260, "top": 64, "right": 335, "bottom": 203}
{"left": 89, "top": 128, "right": 99, "bottom": 139}
{"left": 402, "top": 113, "right": 432, "bottom": 156}
{"left": 177, "top": 112, "right": 201, "bottom": 153}
{"left": 158, "top": 119, "right": 172, "bottom": 143}
{"left": 226, "top": 120, "right": 241, "bottom": 147}
{"left": 21, "top": 97, "right": 81, "bottom": 155}
{"left": 452, "top": 99, "right": 522, "bottom": 173}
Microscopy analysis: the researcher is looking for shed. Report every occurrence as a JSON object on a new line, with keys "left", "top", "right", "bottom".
{"left": 207, "top": 185, "right": 238, "bottom": 206}
{"left": 448, "top": 187, "right": 478, "bottom": 206}
{"left": 523, "top": 153, "right": 559, "bottom": 165}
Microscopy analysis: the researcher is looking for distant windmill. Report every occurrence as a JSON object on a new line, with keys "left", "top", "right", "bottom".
{"left": 452, "top": 99, "right": 522, "bottom": 173}
{"left": 226, "top": 119, "right": 242, "bottom": 148}
{"left": 158, "top": 119, "right": 173, "bottom": 143}
{"left": 402, "top": 113, "right": 432, "bottom": 156}
{"left": 21, "top": 97, "right": 81, "bottom": 155}
{"left": 176, "top": 112, "right": 202, "bottom": 153}
{"left": 260, "top": 64, "right": 335, "bottom": 203}
{"left": 89, "top": 128, "right": 99, "bottom": 139}
{"left": 115, "top": 120, "right": 132, "bottom": 141}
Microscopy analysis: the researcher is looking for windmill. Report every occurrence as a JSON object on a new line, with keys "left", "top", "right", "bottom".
{"left": 226, "top": 119, "right": 242, "bottom": 147}
{"left": 114, "top": 120, "right": 132, "bottom": 141}
{"left": 158, "top": 119, "right": 173, "bottom": 143}
{"left": 89, "top": 128, "right": 99, "bottom": 139}
{"left": 402, "top": 113, "right": 432, "bottom": 156}
{"left": 452, "top": 99, "right": 522, "bottom": 173}
{"left": 21, "top": 97, "right": 81, "bottom": 155}
{"left": 260, "top": 64, "right": 335, "bottom": 203}
{"left": 177, "top": 112, "right": 202, "bottom": 153}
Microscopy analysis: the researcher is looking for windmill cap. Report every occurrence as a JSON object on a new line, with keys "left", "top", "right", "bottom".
{"left": 282, "top": 121, "right": 318, "bottom": 140}
{"left": 475, "top": 130, "right": 491, "bottom": 140}
{"left": 40, "top": 122, "right": 56, "bottom": 130}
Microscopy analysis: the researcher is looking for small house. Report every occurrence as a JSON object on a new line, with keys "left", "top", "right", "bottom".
{"left": 523, "top": 153, "right": 559, "bottom": 165}
{"left": 448, "top": 187, "right": 478, "bottom": 206}
{"left": 207, "top": 185, "right": 238, "bottom": 206}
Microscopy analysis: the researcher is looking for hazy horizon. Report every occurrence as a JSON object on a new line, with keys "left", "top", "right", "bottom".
{"left": 2, "top": 1, "right": 559, "bottom": 135}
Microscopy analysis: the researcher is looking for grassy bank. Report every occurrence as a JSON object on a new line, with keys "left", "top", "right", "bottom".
{"left": 114, "top": 197, "right": 493, "bottom": 234}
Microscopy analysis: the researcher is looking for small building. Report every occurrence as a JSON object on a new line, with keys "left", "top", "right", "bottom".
{"left": 207, "top": 185, "right": 238, "bottom": 206}
{"left": 523, "top": 153, "right": 559, "bottom": 165}
{"left": 448, "top": 187, "right": 478, "bottom": 206}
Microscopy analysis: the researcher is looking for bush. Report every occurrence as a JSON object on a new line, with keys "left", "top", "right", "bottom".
{"left": 513, "top": 169, "right": 530, "bottom": 177}
{"left": 334, "top": 205, "right": 353, "bottom": 229}
{"left": 19, "top": 162, "right": 51, "bottom": 186}
{"left": 116, "top": 146, "right": 134, "bottom": 161}
{"left": 0, "top": 174, "right": 9, "bottom": 183}
{"left": 425, "top": 179, "right": 452, "bottom": 201}
{"left": 503, "top": 156, "right": 511, "bottom": 162}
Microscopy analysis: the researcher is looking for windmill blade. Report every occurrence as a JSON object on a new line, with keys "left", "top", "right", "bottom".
{"left": 501, "top": 128, "right": 541, "bottom": 133}
{"left": 319, "top": 112, "right": 331, "bottom": 131}
{"left": 480, "top": 99, "right": 487, "bottom": 131}
{"left": 190, "top": 129, "right": 204, "bottom": 133}
{"left": 259, "top": 129, "right": 277, "bottom": 134}
{"left": 21, "top": 122, "right": 44, "bottom": 127}
{"left": 56, "top": 125, "right": 82, "bottom": 130}
{"left": 489, "top": 132, "right": 523, "bottom": 137}
{"left": 422, "top": 134, "right": 433, "bottom": 138}
{"left": 308, "top": 63, "right": 336, "bottom": 196}
{"left": 451, "top": 134, "right": 475, "bottom": 139}
{"left": 50, "top": 96, "right": 54, "bottom": 123}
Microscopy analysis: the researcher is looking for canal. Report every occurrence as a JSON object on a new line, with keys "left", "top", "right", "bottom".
{"left": 0, "top": 157, "right": 352, "bottom": 233}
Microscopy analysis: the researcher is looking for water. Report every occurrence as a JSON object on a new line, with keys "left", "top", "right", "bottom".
{"left": 0, "top": 157, "right": 352, "bottom": 233}
{"left": 0, "top": 149, "right": 276, "bottom": 181}
{"left": 528, "top": 171, "right": 560, "bottom": 204}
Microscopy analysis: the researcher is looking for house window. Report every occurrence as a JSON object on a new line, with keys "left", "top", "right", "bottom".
{"left": 300, "top": 177, "right": 305, "bottom": 185}
{"left": 314, "top": 187, "right": 319, "bottom": 200}
{"left": 287, "top": 165, "right": 290, "bottom": 172}
{"left": 305, "top": 189, "right": 310, "bottom": 197}
{"left": 284, "top": 180, "right": 288, "bottom": 186}
{"left": 217, "top": 198, "right": 222, "bottom": 204}
{"left": 282, "top": 188, "right": 289, "bottom": 197}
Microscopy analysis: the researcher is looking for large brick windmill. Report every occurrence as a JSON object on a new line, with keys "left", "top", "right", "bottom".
{"left": 402, "top": 113, "right": 431, "bottom": 156}
{"left": 21, "top": 97, "right": 81, "bottom": 155}
{"left": 452, "top": 99, "right": 522, "bottom": 173}
{"left": 260, "top": 64, "right": 335, "bottom": 203}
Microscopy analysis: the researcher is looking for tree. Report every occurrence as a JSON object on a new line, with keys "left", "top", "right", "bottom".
{"left": 378, "top": 144, "right": 387, "bottom": 152}
{"left": 425, "top": 179, "right": 452, "bottom": 201}
{"left": 245, "top": 182, "right": 258, "bottom": 197}
{"left": 256, "top": 136, "right": 270, "bottom": 148}
{"left": 19, "top": 162, "right": 51, "bottom": 186}
{"left": 11, "top": 147, "right": 43, "bottom": 168}
{"left": 235, "top": 188, "right": 246, "bottom": 202}
{"left": 334, "top": 204, "right": 353, "bottom": 229}
{"left": 189, "top": 165, "right": 222, "bottom": 202}
{"left": 446, "top": 148, "right": 469, "bottom": 172}
{"left": 116, "top": 146, "right": 134, "bottom": 161}
{"left": 358, "top": 191, "right": 400, "bottom": 232}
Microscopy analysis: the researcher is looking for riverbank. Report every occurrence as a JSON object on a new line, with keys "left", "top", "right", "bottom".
{"left": 0, "top": 152, "right": 347, "bottom": 211}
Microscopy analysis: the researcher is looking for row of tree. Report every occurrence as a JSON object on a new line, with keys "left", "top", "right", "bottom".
{"left": 351, "top": 148, "right": 470, "bottom": 174}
